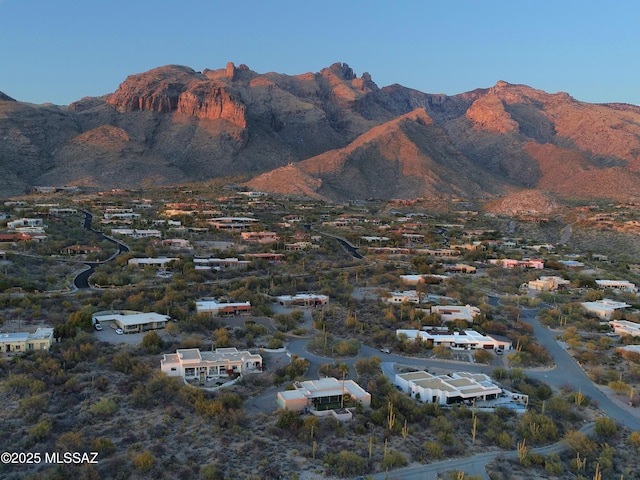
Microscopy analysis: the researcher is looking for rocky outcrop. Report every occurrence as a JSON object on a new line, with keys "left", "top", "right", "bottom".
{"left": 176, "top": 83, "right": 246, "bottom": 127}
{"left": 106, "top": 65, "right": 247, "bottom": 127}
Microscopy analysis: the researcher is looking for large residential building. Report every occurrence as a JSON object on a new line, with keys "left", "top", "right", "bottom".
{"left": 609, "top": 320, "right": 640, "bottom": 337}
{"left": 276, "top": 293, "right": 329, "bottom": 307}
{"left": 396, "top": 329, "right": 511, "bottom": 351}
{"left": 385, "top": 291, "right": 420, "bottom": 304}
{"left": 196, "top": 300, "right": 252, "bottom": 316}
{"left": 208, "top": 217, "right": 258, "bottom": 231}
{"left": 431, "top": 305, "right": 481, "bottom": 323}
{"left": 193, "top": 257, "right": 250, "bottom": 271}
{"left": 581, "top": 299, "right": 631, "bottom": 319}
{"left": 595, "top": 280, "right": 638, "bottom": 293}
{"left": 92, "top": 311, "right": 169, "bottom": 333}
{"left": 394, "top": 371, "right": 527, "bottom": 406}
{"left": 7, "top": 218, "right": 44, "bottom": 230}
{"left": 241, "top": 231, "right": 278, "bottom": 244}
{"left": 128, "top": 257, "right": 178, "bottom": 267}
{"left": 276, "top": 378, "right": 371, "bottom": 412}
{"left": 489, "top": 258, "right": 544, "bottom": 269}
{"left": 161, "top": 348, "right": 262, "bottom": 380}
{"left": 0, "top": 328, "right": 55, "bottom": 353}
{"left": 528, "top": 276, "right": 571, "bottom": 291}
{"left": 111, "top": 228, "right": 162, "bottom": 238}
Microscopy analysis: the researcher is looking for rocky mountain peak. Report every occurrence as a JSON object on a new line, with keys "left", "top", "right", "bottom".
{"left": 323, "top": 62, "right": 357, "bottom": 80}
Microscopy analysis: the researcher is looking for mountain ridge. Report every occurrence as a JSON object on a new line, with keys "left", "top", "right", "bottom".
{"left": 1, "top": 62, "right": 639, "bottom": 202}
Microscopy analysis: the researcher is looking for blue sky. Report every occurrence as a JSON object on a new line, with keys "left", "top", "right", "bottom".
{"left": 1, "top": 0, "right": 638, "bottom": 105}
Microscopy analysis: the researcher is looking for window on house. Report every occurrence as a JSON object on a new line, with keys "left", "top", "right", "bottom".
{"left": 171, "top": 367, "right": 177, "bottom": 371}
{"left": 28, "top": 343, "right": 34, "bottom": 350}
{"left": 185, "top": 368, "right": 195, "bottom": 376}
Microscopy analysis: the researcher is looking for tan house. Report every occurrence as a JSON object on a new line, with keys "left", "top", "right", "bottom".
{"left": 0, "top": 328, "right": 54, "bottom": 353}
{"left": 528, "top": 276, "right": 571, "bottom": 291}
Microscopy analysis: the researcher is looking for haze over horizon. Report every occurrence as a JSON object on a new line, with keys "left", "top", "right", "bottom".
{"left": 0, "top": 0, "right": 638, "bottom": 106}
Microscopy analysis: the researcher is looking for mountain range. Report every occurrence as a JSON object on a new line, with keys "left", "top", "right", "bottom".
{"left": 1, "top": 62, "right": 639, "bottom": 202}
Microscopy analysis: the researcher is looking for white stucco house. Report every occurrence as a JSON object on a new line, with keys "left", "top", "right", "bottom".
{"left": 396, "top": 329, "right": 511, "bottom": 351}
{"left": 609, "top": 320, "right": 640, "bottom": 337}
{"left": 431, "top": 305, "right": 481, "bottom": 323}
{"left": 92, "top": 311, "right": 169, "bottom": 333}
{"left": 394, "top": 371, "right": 513, "bottom": 406}
{"left": 161, "top": 348, "right": 262, "bottom": 380}
{"left": 581, "top": 299, "right": 631, "bottom": 320}
{"left": 276, "top": 377, "right": 371, "bottom": 412}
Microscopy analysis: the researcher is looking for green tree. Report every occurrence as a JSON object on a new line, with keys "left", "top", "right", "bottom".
{"left": 141, "top": 330, "right": 164, "bottom": 354}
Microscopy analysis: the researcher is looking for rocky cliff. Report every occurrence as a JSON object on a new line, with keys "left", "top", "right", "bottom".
{"left": 1, "top": 63, "right": 639, "bottom": 202}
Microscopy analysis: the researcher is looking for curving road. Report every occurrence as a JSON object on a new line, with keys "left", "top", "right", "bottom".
{"left": 285, "top": 294, "right": 640, "bottom": 479}
{"left": 73, "top": 210, "right": 129, "bottom": 289}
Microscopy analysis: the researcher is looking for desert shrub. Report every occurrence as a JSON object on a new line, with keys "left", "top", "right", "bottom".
{"left": 323, "top": 450, "right": 367, "bottom": 476}
{"left": 89, "top": 398, "right": 119, "bottom": 416}
{"left": 29, "top": 419, "right": 52, "bottom": 442}
{"left": 200, "top": 463, "right": 225, "bottom": 480}
{"left": 276, "top": 408, "right": 302, "bottom": 431}
{"left": 91, "top": 437, "right": 115, "bottom": 456}
{"left": 594, "top": 416, "right": 618, "bottom": 438}
{"left": 380, "top": 449, "right": 407, "bottom": 470}
{"left": 423, "top": 441, "right": 444, "bottom": 459}
{"left": 141, "top": 330, "right": 164, "bottom": 354}
{"left": 132, "top": 450, "right": 155, "bottom": 472}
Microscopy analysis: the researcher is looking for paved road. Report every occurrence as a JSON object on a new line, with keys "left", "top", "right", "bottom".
{"left": 284, "top": 297, "right": 640, "bottom": 480}
{"left": 73, "top": 210, "right": 129, "bottom": 289}
{"left": 364, "top": 422, "right": 595, "bottom": 480}
{"left": 520, "top": 306, "right": 640, "bottom": 431}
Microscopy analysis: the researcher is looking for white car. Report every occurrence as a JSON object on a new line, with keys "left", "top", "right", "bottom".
{"left": 94, "top": 323, "right": 103, "bottom": 331}
{"left": 115, "top": 328, "right": 124, "bottom": 335}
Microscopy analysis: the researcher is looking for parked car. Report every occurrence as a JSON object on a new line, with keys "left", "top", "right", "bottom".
{"left": 94, "top": 323, "right": 103, "bottom": 331}
{"left": 115, "top": 328, "right": 124, "bottom": 335}
{"left": 380, "top": 347, "right": 391, "bottom": 354}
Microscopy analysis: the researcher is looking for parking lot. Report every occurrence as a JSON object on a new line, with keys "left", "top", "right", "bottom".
{"left": 93, "top": 323, "right": 147, "bottom": 345}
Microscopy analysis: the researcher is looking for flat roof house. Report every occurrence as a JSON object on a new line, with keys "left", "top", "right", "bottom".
{"left": 196, "top": 300, "right": 252, "bottom": 316}
{"left": 128, "top": 257, "right": 178, "bottom": 267}
{"left": 0, "top": 328, "right": 54, "bottom": 353}
{"left": 596, "top": 280, "right": 637, "bottom": 293}
{"left": 528, "top": 276, "right": 571, "bottom": 291}
{"left": 92, "top": 311, "right": 169, "bottom": 333}
{"left": 161, "top": 347, "right": 262, "bottom": 379}
{"left": 241, "top": 231, "right": 278, "bottom": 244}
{"left": 276, "top": 293, "right": 329, "bottom": 307}
{"left": 385, "top": 290, "right": 420, "bottom": 304}
{"left": 609, "top": 320, "right": 640, "bottom": 337}
{"left": 431, "top": 305, "right": 480, "bottom": 323}
{"left": 396, "top": 329, "right": 511, "bottom": 351}
{"left": 394, "top": 371, "right": 512, "bottom": 406}
{"left": 581, "top": 299, "right": 631, "bottom": 320}
{"left": 276, "top": 378, "right": 371, "bottom": 412}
